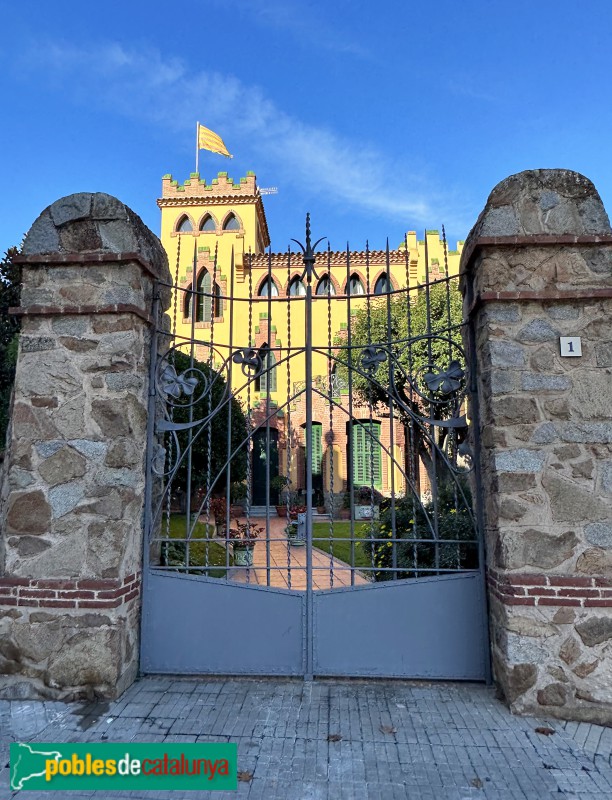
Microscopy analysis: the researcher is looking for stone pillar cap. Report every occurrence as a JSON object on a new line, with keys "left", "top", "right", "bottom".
{"left": 460, "top": 169, "right": 612, "bottom": 275}
{"left": 22, "top": 192, "right": 170, "bottom": 282}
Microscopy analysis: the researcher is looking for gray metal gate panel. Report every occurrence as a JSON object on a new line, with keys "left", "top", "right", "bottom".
{"left": 313, "top": 572, "right": 485, "bottom": 679}
{"left": 141, "top": 571, "right": 304, "bottom": 675}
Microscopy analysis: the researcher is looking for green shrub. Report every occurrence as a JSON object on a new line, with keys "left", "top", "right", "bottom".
{"left": 360, "top": 481, "right": 478, "bottom": 581}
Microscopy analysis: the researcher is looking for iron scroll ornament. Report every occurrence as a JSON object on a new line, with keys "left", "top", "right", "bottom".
{"left": 356, "top": 339, "right": 473, "bottom": 467}
{"left": 152, "top": 344, "right": 266, "bottom": 477}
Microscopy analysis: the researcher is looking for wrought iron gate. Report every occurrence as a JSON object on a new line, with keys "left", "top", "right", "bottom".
{"left": 141, "top": 220, "right": 489, "bottom": 680}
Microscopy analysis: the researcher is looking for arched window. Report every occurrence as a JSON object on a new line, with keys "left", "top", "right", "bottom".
{"left": 199, "top": 215, "right": 216, "bottom": 232}
{"left": 176, "top": 215, "right": 193, "bottom": 233}
{"left": 346, "top": 273, "right": 365, "bottom": 295}
{"left": 195, "top": 271, "right": 222, "bottom": 321}
{"left": 258, "top": 277, "right": 279, "bottom": 297}
{"left": 288, "top": 276, "right": 306, "bottom": 296}
{"left": 374, "top": 273, "right": 391, "bottom": 295}
{"left": 316, "top": 275, "right": 336, "bottom": 296}
{"left": 222, "top": 213, "right": 240, "bottom": 231}
{"left": 255, "top": 346, "right": 277, "bottom": 393}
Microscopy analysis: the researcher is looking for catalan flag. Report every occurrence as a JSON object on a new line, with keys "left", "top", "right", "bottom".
{"left": 197, "top": 124, "right": 232, "bottom": 158}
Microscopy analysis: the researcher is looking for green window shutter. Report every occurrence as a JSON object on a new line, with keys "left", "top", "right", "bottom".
{"left": 353, "top": 424, "right": 366, "bottom": 485}
{"left": 196, "top": 270, "right": 212, "bottom": 322}
{"left": 352, "top": 422, "right": 381, "bottom": 486}
{"left": 312, "top": 424, "right": 322, "bottom": 474}
{"left": 259, "top": 350, "right": 276, "bottom": 394}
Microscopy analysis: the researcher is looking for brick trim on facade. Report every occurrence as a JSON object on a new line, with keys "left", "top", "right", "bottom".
{"left": 0, "top": 573, "right": 141, "bottom": 609}
{"left": 488, "top": 569, "right": 612, "bottom": 608}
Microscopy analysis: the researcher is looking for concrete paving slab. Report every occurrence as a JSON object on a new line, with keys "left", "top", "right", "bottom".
{"left": 1, "top": 678, "right": 611, "bottom": 799}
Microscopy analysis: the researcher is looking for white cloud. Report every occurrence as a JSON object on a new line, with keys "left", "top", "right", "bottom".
{"left": 23, "top": 41, "right": 471, "bottom": 232}
{"left": 209, "top": 0, "right": 372, "bottom": 58}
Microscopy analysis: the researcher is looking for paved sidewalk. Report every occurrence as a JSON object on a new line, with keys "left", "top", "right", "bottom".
{"left": 2, "top": 678, "right": 612, "bottom": 799}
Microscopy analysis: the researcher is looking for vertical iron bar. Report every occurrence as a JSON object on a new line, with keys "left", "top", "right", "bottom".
{"left": 424, "top": 231, "right": 440, "bottom": 572}
{"left": 245, "top": 252, "right": 253, "bottom": 584}
{"left": 365, "top": 242, "right": 376, "bottom": 574}
{"left": 225, "top": 247, "right": 235, "bottom": 574}
{"left": 345, "top": 246, "right": 356, "bottom": 585}
{"left": 303, "top": 216, "right": 315, "bottom": 680}
{"left": 385, "top": 239, "right": 397, "bottom": 579}
{"left": 185, "top": 239, "right": 198, "bottom": 570}
{"left": 143, "top": 288, "right": 161, "bottom": 563}
{"left": 326, "top": 243, "right": 334, "bottom": 589}
{"left": 204, "top": 243, "right": 219, "bottom": 570}
{"left": 164, "top": 236, "right": 182, "bottom": 562}
{"left": 285, "top": 247, "right": 293, "bottom": 589}
{"left": 405, "top": 234, "right": 418, "bottom": 575}
{"left": 265, "top": 248, "right": 273, "bottom": 586}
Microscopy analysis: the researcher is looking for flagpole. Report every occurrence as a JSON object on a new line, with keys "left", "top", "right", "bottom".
{"left": 195, "top": 120, "right": 199, "bottom": 175}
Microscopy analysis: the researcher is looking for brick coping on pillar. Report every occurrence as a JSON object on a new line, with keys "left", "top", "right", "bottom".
{"left": 461, "top": 233, "right": 612, "bottom": 272}
{"left": 8, "top": 303, "right": 154, "bottom": 325}
{"left": 13, "top": 252, "right": 162, "bottom": 281}
{"left": 488, "top": 568, "right": 612, "bottom": 608}
{"left": 0, "top": 573, "right": 141, "bottom": 609}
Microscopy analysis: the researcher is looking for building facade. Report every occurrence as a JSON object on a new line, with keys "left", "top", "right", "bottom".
{"left": 158, "top": 171, "right": 464, "bottom": 506}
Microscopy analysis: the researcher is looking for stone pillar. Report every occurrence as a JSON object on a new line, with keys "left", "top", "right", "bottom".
{"left": 461, "top": 170, "right": 612, "bottom": 723}
{"left": 0, "top": 193, "right": 169, "bottom": 700}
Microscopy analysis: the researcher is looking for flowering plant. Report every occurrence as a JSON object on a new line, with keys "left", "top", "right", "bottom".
{"left": 208, "top": 497, "right": 226, "bottom": 522}
{"left": 229, "top": 521, "right": 263, "bottom": 545}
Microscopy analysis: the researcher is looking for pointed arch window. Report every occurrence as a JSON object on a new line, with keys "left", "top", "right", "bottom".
{"left": 176, "top": 215, "right": 193, "bottom": 233}
{"left": 347, "top": 274, "right": 365, "bottom": 295}
{"left": 258, "top": 277, "right": 279, "bottom": 297}
{"left": 199, "top": 215, "right": 216, "bottom": 232}
{"left": 255, "top": 346, "right": 277, "bottom": 393}
{"left": 316, "top": 275, "right": 336, "bottom": 296}
{"left": 222, "top": 213, "right": 240, "bottom": 231}
{"left": 288, "top": 276, "right": 306, "bottom": 296}
{"left": 374, "top": 273, "right": 391, "bottom": 295}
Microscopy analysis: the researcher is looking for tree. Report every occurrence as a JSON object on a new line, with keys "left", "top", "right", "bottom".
{"left": 0, "top": 247, "right": 21, "bottom": 450}
{"left": 165, "top": 350, "right": 248, "bottom": 506}
{"left": 341, "top": 280, "right": 466, "bottom": 488}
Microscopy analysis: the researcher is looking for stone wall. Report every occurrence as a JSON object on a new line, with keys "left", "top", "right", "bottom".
{"left": 0, "top": 193, "right": 169, "bottom": 699}
{"left": 461, "top": 170, "right": 612, "bottom": 723}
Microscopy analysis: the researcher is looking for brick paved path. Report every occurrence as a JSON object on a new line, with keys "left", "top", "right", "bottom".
{"left": 2, "top": 678, "right": 612, "bottom": 799}
{"left": 226, "top": 516, "right": 369, "bottom": 590}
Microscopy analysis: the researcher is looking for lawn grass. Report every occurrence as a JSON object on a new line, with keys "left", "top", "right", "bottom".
{"left": 311, "top": 521, "right": 373, "bottom": 570}
{"left": 164, "top": 514, "right": 230, "bottom": 578}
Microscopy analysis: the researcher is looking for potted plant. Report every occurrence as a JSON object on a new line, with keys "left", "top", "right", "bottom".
{"left": 271, "top": 475, "right": 290, "bottom": 516}
{"left": 208, "top": 496, "right": 227, "bottom": 535}
{"left": 229, "top": 482, "right": 247, "bottom": 516}
{"left": 347, "top": 486, "right": 382, "bottom": 520}
{"left": 228, "top": 520, "right": 262, "bottom": 567}
{"left": 285, "top": 517, "right": 307, "bottom": 546}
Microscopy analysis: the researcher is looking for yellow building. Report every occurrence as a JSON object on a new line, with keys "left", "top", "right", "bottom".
{"left": 158, "top": 171, "right": 464, "bottom": 504}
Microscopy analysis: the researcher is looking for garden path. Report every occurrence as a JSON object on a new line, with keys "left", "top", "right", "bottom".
{"left": 227, "top": 515, "right": 369, "bottom": 590}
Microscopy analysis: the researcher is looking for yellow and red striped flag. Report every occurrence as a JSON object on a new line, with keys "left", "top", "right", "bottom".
{"left": 197, "top": 124, "right": 232, "bottom": 158}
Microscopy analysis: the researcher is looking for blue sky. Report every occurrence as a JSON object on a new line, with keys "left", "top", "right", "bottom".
{"left": 1, "top": 0, "right": 611, "bottom": 256}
